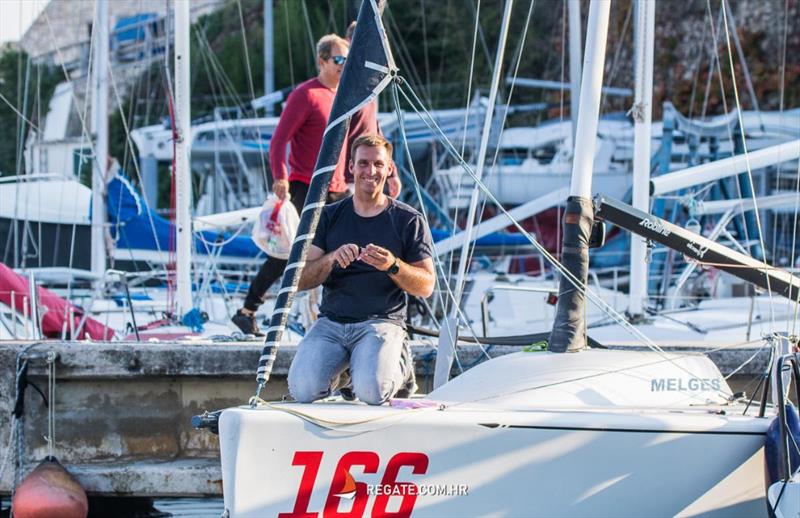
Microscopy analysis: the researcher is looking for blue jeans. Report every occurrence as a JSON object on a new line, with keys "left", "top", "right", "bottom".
{"left": 288, "top": 317, "right": 406, "bottom": 405}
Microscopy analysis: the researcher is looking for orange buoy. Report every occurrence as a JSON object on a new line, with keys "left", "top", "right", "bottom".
{"left": 11, "top": 457, "right": 88, "bottom": 518}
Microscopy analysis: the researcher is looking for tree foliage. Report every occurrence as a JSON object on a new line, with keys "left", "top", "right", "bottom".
{"left": 2, "top": 0, "right": 797, "bottom": 183}
{"left": 0, "top": 49, "right": 61, "bottom": 177}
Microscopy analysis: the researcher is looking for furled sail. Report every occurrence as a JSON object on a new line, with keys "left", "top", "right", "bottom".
{"left": 255, "top": 0, "right": 397, "bottom": 388}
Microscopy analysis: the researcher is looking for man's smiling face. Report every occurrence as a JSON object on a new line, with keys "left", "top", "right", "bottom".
{"left": 351, "top": 145, "right": 389, "bottom": 197}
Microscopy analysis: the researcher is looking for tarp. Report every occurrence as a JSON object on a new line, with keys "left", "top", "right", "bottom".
{"left": 106, "top": 173, "right": 264, "bottom": 258}
{"left": 0, "top": 262, "right": 114, "bottom": 340}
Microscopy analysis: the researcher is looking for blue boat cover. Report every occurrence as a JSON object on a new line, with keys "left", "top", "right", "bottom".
{"left": 429, "top": 228, "right": 532, "bottom": 248}
{"left": 106, "top": 174, "right": 264, "bottom": 258}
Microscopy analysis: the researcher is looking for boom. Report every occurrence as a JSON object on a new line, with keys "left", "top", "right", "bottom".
{"left": 594, "top": 196, "right": 800, "bottom": 301}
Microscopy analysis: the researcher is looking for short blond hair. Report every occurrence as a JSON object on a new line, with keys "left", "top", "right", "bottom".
{"left": 316, "top": 34, "right": 348, "bottom": 61}
{"left": 350, "top": 133, "right": 393, "bottom": 161}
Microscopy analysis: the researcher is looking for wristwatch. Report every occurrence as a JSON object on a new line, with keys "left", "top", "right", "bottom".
{"left": 386, "top": 258, "right": 400, "bottom": 275}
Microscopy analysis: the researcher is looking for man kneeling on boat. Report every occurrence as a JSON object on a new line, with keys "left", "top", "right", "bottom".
{"left": 289, "top": 134, "right": 435, "bottom": 405}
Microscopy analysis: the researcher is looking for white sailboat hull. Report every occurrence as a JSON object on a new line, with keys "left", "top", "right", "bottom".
{"left": 219, "top": 351, "right": 771, "bottom": 517}
{"left": 220, "top": 404, "right": 767, "bottom": 517}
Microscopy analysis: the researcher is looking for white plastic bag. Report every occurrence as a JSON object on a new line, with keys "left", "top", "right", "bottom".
{"left": 252, "top": 194, "right": 299, "bottom": 259}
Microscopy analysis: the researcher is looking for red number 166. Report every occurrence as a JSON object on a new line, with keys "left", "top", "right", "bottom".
{"left": 279, "top": 450, "right": 429, "bottom": 518}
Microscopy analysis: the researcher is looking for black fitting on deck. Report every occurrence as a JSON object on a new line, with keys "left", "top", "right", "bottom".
{"left": 191, "top": 410, "right": 222, "bottom": 435}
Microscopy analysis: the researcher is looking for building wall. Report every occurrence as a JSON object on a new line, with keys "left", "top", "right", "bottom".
{"left": 18, "top": 0, "right": 224, "bottom": 68}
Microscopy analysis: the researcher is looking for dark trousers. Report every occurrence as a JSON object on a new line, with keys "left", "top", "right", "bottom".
{"left": 243, "top": 181, "right": 350, "bottom": 312}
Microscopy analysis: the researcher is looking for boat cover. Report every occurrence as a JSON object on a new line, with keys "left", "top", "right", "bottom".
{"left": 106, "top": 173, "right": 263, "bottom": 258}
{"left": 0, "top": 262, "right": 114, "bottom": 339}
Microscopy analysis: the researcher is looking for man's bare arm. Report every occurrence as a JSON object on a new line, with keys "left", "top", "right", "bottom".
{"left": 359, "top": 244, "right": 435, "bottom": 298}
{"left": 388, "top": 257, "right": 435, "bottom": 298}
{"left": 297, "top": 244, "right": 360, "bottom": 290}
{"left": 297, "top": 246, "right": 332, "bottom": 291}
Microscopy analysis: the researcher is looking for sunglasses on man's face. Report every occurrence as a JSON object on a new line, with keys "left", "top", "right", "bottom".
{"left": 330, "top": 55, "right": 347, "bottom": 65}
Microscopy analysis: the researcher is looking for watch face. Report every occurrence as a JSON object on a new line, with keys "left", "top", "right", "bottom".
{"left": 388, "top": 261, "right": 400, "bottom": 274}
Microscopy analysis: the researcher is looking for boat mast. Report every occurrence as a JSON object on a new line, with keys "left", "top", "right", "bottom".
{"left": 434, "top": 0, "right": 515, "bottom": 389}
{"left": 568, "top": 0, "right": 582, "bottom": 143}
{"left": 548, "top": 0, "right": 611, "bottom": 353}
{"left": 174, "top": 0, "right": 193, "bottom": 315}
{"left": 263, "top": 0, "right": 274, "bottom": 111}
{"left": 91, "top": 0, "right": 109, "bottom": 280}
{"left": 628, "top": 0, "right": 656, "bottom": 320}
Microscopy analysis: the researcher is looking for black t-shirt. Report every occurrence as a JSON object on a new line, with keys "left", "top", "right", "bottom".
{"left": 312, "top": 197, "right": 433, "bottom": 323}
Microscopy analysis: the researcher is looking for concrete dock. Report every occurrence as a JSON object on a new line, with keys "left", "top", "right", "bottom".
{"left": 0, "top": 339, "right": 771, "bottom": 498}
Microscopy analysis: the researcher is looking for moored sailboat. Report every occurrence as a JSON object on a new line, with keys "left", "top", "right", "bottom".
{"left": 211, "top": 1, "right": 786, "bottom": 516}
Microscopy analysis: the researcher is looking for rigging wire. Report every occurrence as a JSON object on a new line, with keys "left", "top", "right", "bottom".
{"left": 300, "top": 0, "right": 317, "bottom": 76}
{"left": 777, "top": 0, "right": 800, "bottom": 337}
{"left": 420, "top": 0, "right": 432, "bottom": 100}
{"left": 383, "top": 4, "right": 431, "bottom": 107}
{"left": 12, "top": 55, "right": 31, "bottom": 270}
{"left": 462, "top": 0, "right": 537, "bottom": 287}
{"left": 432, "top": 0, "right": 455, "bottom": 108}
{"left": 460, "top": 0, "right": 482, "bottom": 156}
{"left": 40, "top": 8, "right": 103, "bottom": 187}
{"left": 235, "top": 0, "right": 271, "bottom": 190}
{"left": 38, "top": 4, "right": 99, "bottom": 302}
{"left": 720, "top": 1, "right": 776, "bottom": 325}
{"left": 391, "top": 82, "right": 492, "bottom": 369}
{"left": 599, "top": 1, "right": 633, "bottom": 112}
{"left": 445, "top": 0, "right": 485, "bottom": 309}
{"left": 392, "top": 79, "right": 737, "bottom": 390}
{"left": 0, "top": 91, "right": 39, "bottom": 132}
{"left": 700, "top": 5, "right": 723, "bottom": 120}
{"left": 687, "top": 16, "right": 711, "bottom": 120}
{"left": 284, "top": 0, "right": 296, "bottom": 87}
{"left": 325, "top": 0, "right": 338, "bottom": 34}
{"left": 556, "top": 0, "right": 567, "bottom": 257}
{"left": 701, "top": 0, "right": 764, "bottom": 322}
{"left": 196, "top": 25, "right": 248, "bottom": 109}
{"left": 107, "top": 64, "right": 166, "bottom": 255}
{"left": 195, "top": 29, "right": 227, "bottom": 106}
{"left": 463, "top": 0, "right": 493, "bottom": 67}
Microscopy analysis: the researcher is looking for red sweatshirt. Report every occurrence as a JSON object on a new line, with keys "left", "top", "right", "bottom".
{"left": 270, "top": 78, "right": 379, "bottom": 193}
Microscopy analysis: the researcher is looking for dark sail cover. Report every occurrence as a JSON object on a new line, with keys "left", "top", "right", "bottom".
{"left": 256, "top": 0, "right": 396, "bottom": 384}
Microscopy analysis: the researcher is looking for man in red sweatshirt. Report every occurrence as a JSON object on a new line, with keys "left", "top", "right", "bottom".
{"left": 232, "top": 33, "right": 355, "bottom": 336}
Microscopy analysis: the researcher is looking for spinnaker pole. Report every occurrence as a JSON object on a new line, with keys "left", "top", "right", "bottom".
{"left": 548, "top": 0, "right": 611, "bottom": 353}
{"left": 254, "top": 0, "right": 396, "bottom": 395}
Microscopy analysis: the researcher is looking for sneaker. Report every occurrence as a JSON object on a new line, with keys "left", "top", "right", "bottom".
{"left": 231, "top": 310, "right": 265, "bottom": 337}
{"left": 337, "top": 369, "right": 356, "bottom": 401}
